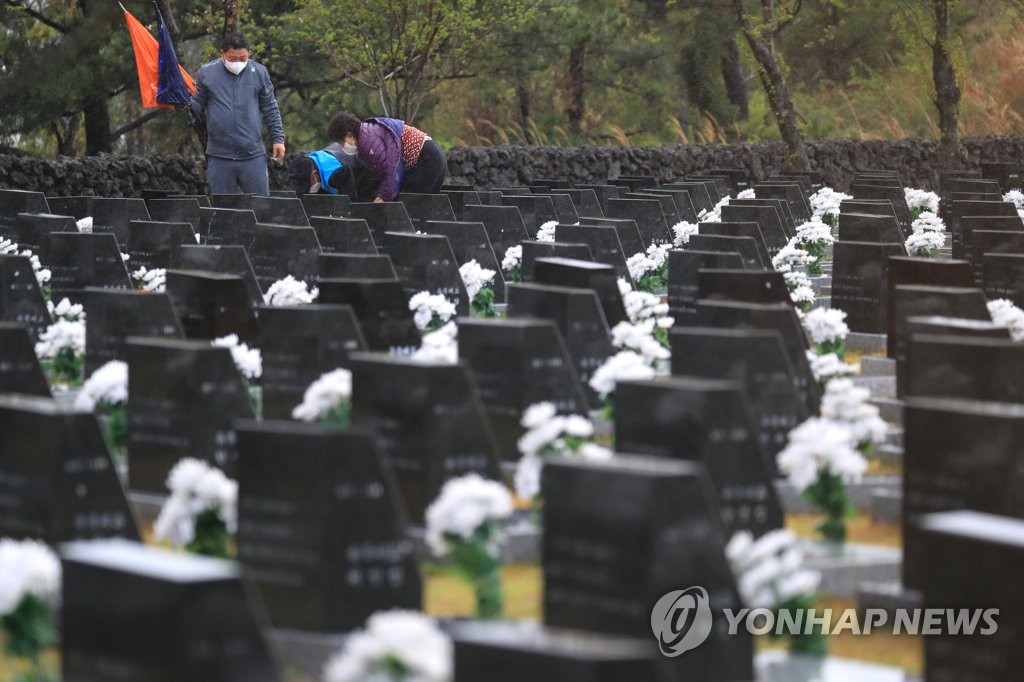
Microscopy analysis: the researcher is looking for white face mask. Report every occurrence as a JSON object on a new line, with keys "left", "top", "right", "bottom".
{"left": 223, "top": 59, "right": 247, "bottom": 75}
{"left": 343, "top": 142, "right": 358, "bottom": 155}
{"left": 309, "top": 182, "right": 321, "bottom": 194}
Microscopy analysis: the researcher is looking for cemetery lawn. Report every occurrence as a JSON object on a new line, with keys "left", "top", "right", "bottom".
{"left": 786, "top": 514, "right": 902, "bottom": 548}
{"left": 424, "top": 563, "right": 542, "bottom": 621}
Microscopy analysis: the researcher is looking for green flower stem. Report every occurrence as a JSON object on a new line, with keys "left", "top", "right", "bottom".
{"left": 506, "top": 266, "right": 522, "bottom": 283}
{"left": 320, "top": 402, "right": 351, "bottom": 429}
{"left": 471, "top": 287, "right": 498, "bottom": 317}
{"left": 186, "top": 508, "right": 234, "bottom": 559}
{"left": 815, "top": 340, "right": 846, "bottom": 359}
{"left": 3, "top": 596, "right": 57, "bottom": 682}
{"left": 448, "top": 531, "right": 505, "bottom": 620}
{"left": 778, "top": 594, "right": 827, "bottom": 655}
{"left": 801, "top": 470, "right": 854, "bottom": 543}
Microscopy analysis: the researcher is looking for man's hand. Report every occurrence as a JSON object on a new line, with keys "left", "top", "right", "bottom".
{"left": 373, "top": 196, "right": 385, "bottom": 203}
{"left": 272, "top": 143, "right": 286, "bottom": 165}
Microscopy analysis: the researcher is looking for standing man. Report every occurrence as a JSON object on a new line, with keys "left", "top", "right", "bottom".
{"left": 189, "top": 32, "right": 285, "bottom": 195}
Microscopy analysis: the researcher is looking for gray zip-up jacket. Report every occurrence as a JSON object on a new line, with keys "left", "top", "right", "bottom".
{"left": 189, "top": 59, "right": 285, "bottom": 160}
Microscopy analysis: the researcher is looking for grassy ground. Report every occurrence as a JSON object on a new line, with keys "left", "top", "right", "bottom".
{"left": 787, "top": 513, "right": 902, "bottom": 548}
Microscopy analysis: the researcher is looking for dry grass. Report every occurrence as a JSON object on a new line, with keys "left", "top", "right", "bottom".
{"left": 786, "top": 513, "right": 902, "bottom": 549}
{"left": 424, "top": 563, "right": 542, "bottom": 621}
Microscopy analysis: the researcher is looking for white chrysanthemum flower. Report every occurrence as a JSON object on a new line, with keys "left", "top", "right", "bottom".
{"left": 987, "top": 299, "right": 1024, "bottom": 342}
{"left": 588, "top": 350, "right": 657, "bottom": 398}
{"left": 610, "top": 320, "right": 670, "bottom": 363}
{"left": 795, "top": 220, "right": 835, "bottom": 246}
{"left": 809, "top": 187, "right": 852, "bottom": 222}
{"left": 211, "top": 334, "right": 262, "bottom": 380}
{"left": 622, "top": 289, "right": 670, "bottom": 324}
{"left": 501, "top": 245, "right": 522, "bottom": 272}
{"left": 76, "top": 216, "right": 93, "bottom": 233}
{"left": 131, "top": 266, "right": 167, "bottom": 293}
{"left": 410, "top": 321, "right": 458, "bottom": 363}
{"left": 408, "top": 291, "right": 457, "bottom": 331}
{"left": 773, "top": 239, "right": 814, "bottom": 271}
{"left": 911, "top": 211, "right": 945, "bottom": 233}
{"left": 905, "top": 230, "right": 945, "bottom": 257}
{"left": 153, "top": 458, "right": 238, "bottom": 547}
{"left": 802, "top": 308, "right": 849, "bottom": 346}
{"left": 292, "top": 367, "right": 353, "bottom": 422}
{"left": 75, "top": 360, "right": 128, "bottom": 411}
{"left": 806, "top": 350, "right": 858, "bottom": 383}
{"left": 323, "top": 610, "right": 453, "bottom": 682}
{"left": 424, "top": 474, "right": 513, "bottom": 556}
{"left": 820, "top": 378, "right": 887, "bottom": 449}
{"left": 617, "top": 277, "right": 632, "bottom": 296}
{"left": 698, "top": 196, "right": 730, "bottom": 223}
{"left": 47, "top": 297, "right": 84, "bottom": 321}
{"left": 904, "top": 187, "right": 940, "bottom": 213}
{"left": 726, "top": 528, "right": 820, "bottom": 609}
{"left": 458, "top": 260, "right": 496, "bottom": 300}
{"left": 777, "top": 417, "right": 865, "bottom": 491}
{"left": 1003, "top": 189, "right": 1024, "bottom": 211}
{"left": 514, "top": 454, "right": 543, "bottom": 501}
{"left": 737, "top": 188, "right": 756, "bottom": 199}
{"left": 536, "top": 220, "right": 557, "bottom": 242}
{"left": 671, "top": 220, "right": 699, "bottom": 247}
{"left": 0, "top": 538, "right": 61, "bottom": 616}
{"left": 34, "top": 318, "right": 86, "bottom": 360}
{"left": 263, "top": 275, "right": 318, "bottom": 306}
{"left": 626, "top": 252, "right": 656, "bottom": 281}
{"left": 521, "top": 402, "right": 557, "bottom": 429}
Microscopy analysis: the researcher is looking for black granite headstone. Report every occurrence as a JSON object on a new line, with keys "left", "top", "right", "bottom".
{"left": 169, "top": 244, "right": 263, "bottom": 302}
{"left": 534, "top": 257, "right": 628, "bottom": 328}
{"left": 349, "top": 352, "right": 504, "bottom": 523}
{"left": 667, "top": 250, "right": 745, "bottom": 319}
{"left": 548, "top": 189, "right": 603, "bottom": 218}
{"left": 83, "top": 288, "right": 183, "bottom": 376}
{"left": 832, "top": 241, "right": 907, "bottom": 334}
{"left": 972, "top": 229, "right": 1024, "bottom": 284}
{"left": 43, "top": 232, "right": 132, "bottom": 304}
{"left": 248, "top": 223, "right": 321, "bottom": 290}
{"left": 981, "top": 161, "right": 1022, "bottom": 192}
{"left": 458, "top": 318, "right": 590, "bottom": 461}
{"left": 671, "top": 327, "right": 808, "bottom": 467}
{"left": 643, "top": 189, "right": 700, "bottom": 224}
{"left": 165, "top": 270, "right": 258, "bottom": 343}
{"left": 0, "top": 395, "right": 138, "bottom": 542}
{"left": 615, "top": 377, "right": 785, "bottom": 537}
{"left": 200, "top": 207, "right": 258, "bottom": 247}
{"left": 574, "top": 185, "right": 622, "bottom": 215}
{"left": 61, "top": 539, "right": 279, "bottom": 681}
{"left": 346, "top": 202, "right": 415, "bottom": 244}
{"left": 299, "top": 193, "right": 353, "bottom": 219}
{"left": 839, "top": 199, "right": 898, "bottom": 219}
{"left": 543, "top": 456, "right": 753, "bottom": 682}
{"left": 500, "top": 195, "right": 558, "bottom": 238}
{"left": 462, "top": 204, "right": 530, "bottom": 260}
{"left": 308, "top": 215, "right": 377, "bottom": 255}
{"left": 850, "top": 184, "right": 912, "bottom": 236}
{"left": 47, "top": 197, "right": 150, "bottom": 247}
{"left": 126, "top": 337, "right": 257, "bottom": 491}
{"left": 0, "top": 254, "right": 51, "bottom": 340}
{"left": 837, "top": 212, "right": 904, "bottom": 243}
{"left": 13, "top": 213, "right": 77, "bottom": 253}
{"left": 147, "top": 198, "right": 202, "bottom": 236}
{"left": 606, "top": 198, "right": 671, "bottom": 246}
{"left": 235, "top": 421, "right": 420, "bottom": 630}
{"left": 383, "top": 232, "right": 470, "bottom": 314}
{"left": 662, "top": 182, "right": 714, "bottom": 214}
{"left": 507, "top": 282, "right": 614, "bottom": 408}
{"left": 696, "top": 222, "right": 771, "bottom": 269}
{"left": 728, "top": 199, "right": 796, "bottom": 235}
{"left": 982, "top": 253, "right": 1024, "bottom": 308}
{"left": 948, "top": 200, "right": 1018, "bottom": 258}
{"left": 319, "top": 253, "right": 397, "bottom": 280}
{"left": 755, "top": 183, "right": 812, "bottom": 224}
{"left": 687, "top": 234, "right": 764, "bottom": 271}
{"left": 554, "top": 224, "right": 630, "bottom": 280}
{"left": 886, "top": 256, "right": 977, "bottom": 356}
{"left": 421, "top": 220, "right": 506, "bottom": 302}
{"left": 440, "top": 190, "right": 480, "bottom": 220}
{"left": 625, "top": 193, "right": 680, "bottom": 228}
{"left": 210, "top": 194, "right": 256, "bottom": 210}
{"left": 906, "top": 334, "right": 1024, "bottom": 404}
{"left": 0, "top": 189, "right": 49, "bottom": 237}
{"left": 126, "top": 220, "right": 197, "bottom": 271}
{"left": 719, "top": 205, "right": 789, "bottom": 256}
{"left": 399, "top": 193, "right": 457, "bottom": 227}
{"left": 317, "top": 278, "right": 422, "bottom": 354}
{"left": 0, "top": 323, "right": 50, "bottom": 396}
{"left": 575, "top": 217, "right": 646, "bottom": 258}
{"left": 697, "top": 269, "right": 791, "bottom": 305}
{"left": 250, "top": 196, "right": 310, "bottom": 226}
{"left": 258, "top": 304, "right": 366, "bottom": 420}
{"left": 957, "top": 215, "right": 1023, "bottom": 268}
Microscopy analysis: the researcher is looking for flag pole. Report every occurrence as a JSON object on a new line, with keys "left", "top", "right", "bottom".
{"left": 118, "top": 2, "right": 127, "bottom": 13}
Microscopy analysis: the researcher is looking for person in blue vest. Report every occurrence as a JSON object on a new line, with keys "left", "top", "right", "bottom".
{"left": 286, "top": 150, "right": 358, "bottom": 198}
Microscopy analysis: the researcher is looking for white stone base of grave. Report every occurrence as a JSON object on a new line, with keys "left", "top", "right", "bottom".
{"left": 799, "top": 540, "right": 901, "bottom": 598}
{"left": 845, "top": 332, "right": 888, "bottom": 354}
{"left": 870, "top": 398, "right": 904, "bottom": 425}
{"left": 860, "top": 356, "right": 896, "bottom": 376}
{"left": 50, "top": 386, "right": 80, "bottom": 408}
{"left": 871, "top": 489, "right": 902, "bottom": 524}
{"left": 774, "top": 475, "right": 900, "bottom": 514}
{"left": 266, "top": 628, "right": 346, "bottom": 682}
{"left": 852, "top": 375, "right": 896, "bottom": 399}
{"left": 855, "top": 580, "right": 923, "bottom": 622}
{"left": 756, "top": 650, "right": 909, "bottom": 682}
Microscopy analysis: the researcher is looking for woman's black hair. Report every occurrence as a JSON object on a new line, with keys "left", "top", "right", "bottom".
{"left": 326, "top": 112, "right": 363, "bottom": 142}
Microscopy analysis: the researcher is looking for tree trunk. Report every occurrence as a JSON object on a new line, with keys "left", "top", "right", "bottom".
{"left": 721, "top": 35, "right": 749, "bottom": 121}
{"left": 822, "top": 2, "right": 844, "bottom": 83}
{"left": 83, "top": 91, "right": 112, "bottom": 155}
{"left": 932, "top": 0, "right": 962, "bottom": 168}
{"left": 566, "top": 43, "right": 585, "bottom": 135}
{"left": 54, "top": 113, "right": 80, "bottom": 157}
{"left": 734, "top": 0, "right": 809, "bottom": 170}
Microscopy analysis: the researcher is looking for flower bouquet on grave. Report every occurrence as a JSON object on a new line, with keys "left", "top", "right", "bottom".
{"left": 671, "top": 220, "right": 699, "bottom": 248}
{"left": 75, "top": 360, "right": 128, "bottom": 458}
{"left": 264, "top": 275, "right": 318, "bottom": 306}
{"left": 409, "top": 291, "right": 457, "bottom": 332}
{"left": 410, "top": 322, "right": 459, "bottom": 364}
{"left": 323, "top": 610, "right": 452, "bottom": 682}
{"left": 535, "top": 220, "right": 557, "bottom": 242}
{"left": 620, "top": 282, "right": 674, "bottom": 348}
{"left": 502, "top": 245, "right": 522, "bottom": 283}
{"left": 589, "top": 350, "right": 657, "bottom": 422}
{"left": 793, "top": 221, "right": 835, "bottom": 276}
{"left": 727, "top": 530, "right": 826, "bottom": 655}
{"left": 820, "top": 378, "right": 887, "bottom": 457}
{"left": 783, "top": 269, "right": 815, "bottom": 313}
{"left": 211, "top": 334, "right": 262, "bottom": 414}
{"left": 292, "top": 368, "right": 352, "bottom": 428}
{"left": 34, "top": 300, "right": 86, "bottom": 387}
{"left": 801, "top": 307, "right": 849, "bottom": 358}
{"left": 513, "top": 402, "right": 612, "bottom": 506}
{"left": 777, "top": 418, "right": 866, "bottom": 543}
{"left": 805, "top": 350, "right": 858, "bottom": 390}
{"left": 988, "top": 299, "right": 1024, "bottom": 341}
{"left": 626, "top": 243, "right": 671, "bottom": 293}
{"left": 1, "top": 239, "right": 52, "bottom": 301}
{"left": 153, "top": 458, "right": 237, "bottom": 559}
{"left": 0, "top": 539, "right": 61, "bottom": 682}
{"left": 1004, "top": 190, "right": 1024, "bottom": 219}
{"left": 904, "top": 188, "right": 940, "bottom": 221}
{"left": 425, "top": 474, "right": 513, "bottom": 620}
{"left": 131, "top": 266, "right": 167, "bottom": 293}
{"left": 459, "top": 260, "right": 498, "bottom": 318}
{"left": 808, "top": 187, "right": 851, "bottom": 229}
{"left": 904, "top": 230, "right": 944, "bottom": 258}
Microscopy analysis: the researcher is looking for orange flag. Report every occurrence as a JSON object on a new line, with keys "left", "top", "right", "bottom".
{"left": 123, "top": 8, "right": 195, "bottom": 109}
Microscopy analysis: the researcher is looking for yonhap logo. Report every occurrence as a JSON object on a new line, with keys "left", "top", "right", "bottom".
{"left": 651, "top": 586, "right": 714, "bottom": 656}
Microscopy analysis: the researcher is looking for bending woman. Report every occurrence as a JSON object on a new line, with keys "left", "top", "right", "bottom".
{"left": 325, "top": 112, "right": 448, "bottom": 202}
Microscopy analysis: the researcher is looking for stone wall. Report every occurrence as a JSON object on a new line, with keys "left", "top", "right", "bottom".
{"left": 2, "top": 135, "right": 1023, "bottom": 197}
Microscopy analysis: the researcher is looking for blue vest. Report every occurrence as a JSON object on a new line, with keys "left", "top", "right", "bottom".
{"left": 309, "top": 150, "right": 344, "bottom": 195}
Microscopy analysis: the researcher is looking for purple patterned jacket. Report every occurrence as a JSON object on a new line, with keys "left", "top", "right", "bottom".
{"left": 356, "top": 117, "right": 405, "bottom": 202}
